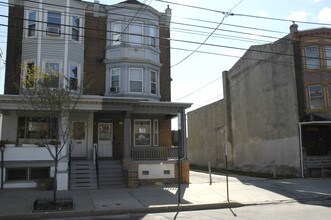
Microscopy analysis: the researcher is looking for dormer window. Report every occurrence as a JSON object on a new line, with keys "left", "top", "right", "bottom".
{"left": 47, "top": 11, "right": 61, "bottom": 36}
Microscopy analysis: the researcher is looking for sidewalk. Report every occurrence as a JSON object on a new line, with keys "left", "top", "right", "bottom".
{"left": 0, "top": 171, "right": 330, "bottom": 219}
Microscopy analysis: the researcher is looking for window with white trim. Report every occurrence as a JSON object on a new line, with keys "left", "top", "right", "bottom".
{"left": 129, "top": 22, "right": 143, "bottom": 45}
{"left": 134, "top": 120, "right": 151, "bottom": 146}
{"left": 149, "top": 25, "right": 156, "bottom": 47}
{"left": 110, "top": 68, "right": 120, "bottom": 88}
{"left": 150, "top": 70, "right": 157, "bottom": 94}
{"left": 27, "top": 11, "right": 36, "bottom": 37}
{"left": 129, "top": 68, "right": 143, "bottom": 93}
{"left": 46, "top": 11, "right": 61, "bottom": 35}
{"left": 69, "top": 64, "right": 79, "bottom": 90}
{"left": 44, "top": 61, "right": 60, "bottom": 87}
{"left": 111, "top": 21, "right": 122, "bottom": 46}
{"left": 153, "top": 120, "right": 159, "bottom": 146}
{"left": 305, "top": 46, "right": 320, "bottom": 69}
{"left": 71, "top": 16, "right": 80, "bottom": 41}
{"left": 325, "top": 46, "right": 331, "bottom": 68}
{"left": 308, "top": 85, "right": 323, "bottom": 109}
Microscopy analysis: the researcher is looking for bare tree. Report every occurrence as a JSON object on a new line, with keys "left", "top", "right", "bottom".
{"left": 20, "top": 63, "right": 81, "bottom": 203}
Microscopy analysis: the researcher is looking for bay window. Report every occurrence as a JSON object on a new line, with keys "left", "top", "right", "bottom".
{"left": 150, "top": 70, "right": 157, "bottom": 94}
{"left": 129, "top": 68, "right": 143, "bottom": 93}
{"left": 129, "top": 22, "right": 143, "bottom": 45}
{"left": 149, "top": 25, "right": 156, "bottom": 47}
{"left": 44, "top": 61, "right": 60, "bottom": 87}
{"left": 69, "top": 64, "right": 79, "bottom": 90}
{"left": 111, "top": 21, "right": 122, "bottom": 46}
{"left": 47, "top": 11, "right": 61, "bottom": 35}
{"left": 110, "top": 68, "right": 120, "bottom": 92}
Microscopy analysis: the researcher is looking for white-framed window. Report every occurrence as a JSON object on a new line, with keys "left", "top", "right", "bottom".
{"left": 46, "top": 11, "right": 61, "bottom": 36}
{"left": 129, "top": 68, "right": 143, "bottom": 93}
{"left": 69, "top": 63, "right": 80, "bottom": 91}
{"left": 129, "top": 22, "right": 143, "bottom": 45}
{"left": 153, "top": 119, "right": 159, "bottom": 146}
{"left": 325, "top": 46, "right": 331, "bottom": 68}
{"left": 71, "top": 16, "right": 80, "bottom": 41}
{"left": 134, "top": 119, "right": 151, "bottom": 146}
{"left": 305, "top": 46, "right": 320, "bottom": 69}
{"left": 149, "top": 25, "right": 156, "bottom": 47}
{"left": 308, "top": 85, "right": 323, "bottom": 109}
{"left": 111, "top": 21, "right": 122, "bottom": 46}
{"left": 150, "top": 70, "right": 157, "bottom": 94}
{"left": 110, "top": 68, "right": 120, "bottom": 88}
{"left": 27, "top": 10, "right": 37, "bottom": 37}
{"left": 43, "top": 60, "right": 61, "bottom": 88}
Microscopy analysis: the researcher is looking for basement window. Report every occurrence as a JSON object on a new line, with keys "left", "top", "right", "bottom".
{"left": 142, "top": 171, "right": 149, "bottom": 175}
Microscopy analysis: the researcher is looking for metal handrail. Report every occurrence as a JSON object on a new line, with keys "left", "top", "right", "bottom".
{"left": 93, "top": 143, "right": 100, "bottom": 189}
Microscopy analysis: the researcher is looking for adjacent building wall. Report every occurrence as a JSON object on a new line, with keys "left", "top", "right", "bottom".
{"left": 225, "top": 42, "right": 301, "bottom": 176}
{"left": 187, "top": 100, "right": 226, "bottom": 168}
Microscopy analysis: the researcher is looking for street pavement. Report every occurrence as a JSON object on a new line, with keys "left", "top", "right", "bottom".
{"left": 0, "top": 171, "right": 330, "bottom": 219}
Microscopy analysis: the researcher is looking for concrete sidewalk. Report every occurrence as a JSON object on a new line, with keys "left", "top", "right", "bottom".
{"left": 0, "top": 171, "right": 330, "bottom": 219}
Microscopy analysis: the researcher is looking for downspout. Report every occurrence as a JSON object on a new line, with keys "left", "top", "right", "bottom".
{"left": 298, "top": 123, "right": 304, "bottom": 178}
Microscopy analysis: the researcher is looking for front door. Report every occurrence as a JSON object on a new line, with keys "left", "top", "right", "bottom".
{"left": 98, "top": 123, "right": 113, "bottom": 158}
{"left": 71, "top": 121, "right": 87, "bottom": 158}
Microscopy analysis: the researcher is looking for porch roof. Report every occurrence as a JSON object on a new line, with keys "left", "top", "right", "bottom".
{"left": 0, "top": 95, "right": 192, "bottom": 116}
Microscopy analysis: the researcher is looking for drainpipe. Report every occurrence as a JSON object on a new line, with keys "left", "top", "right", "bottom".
{"left": 298, "top": 123, "right": 304, "bottom": 178}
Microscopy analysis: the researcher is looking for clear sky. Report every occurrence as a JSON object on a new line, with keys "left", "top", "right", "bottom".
{"left": 0, "top": 0, "right": 331, "bottom": 113}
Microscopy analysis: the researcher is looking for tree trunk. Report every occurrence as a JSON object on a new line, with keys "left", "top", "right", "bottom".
{"left": 53, "top": 147, "right": 58, "bottom": 204}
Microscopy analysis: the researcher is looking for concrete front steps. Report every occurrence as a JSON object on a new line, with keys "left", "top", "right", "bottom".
{"left": 98, "top": 160, "right": 126, "bottom": 188}
{"left": 70, "top": 160, "right": 98, "bottom": 190}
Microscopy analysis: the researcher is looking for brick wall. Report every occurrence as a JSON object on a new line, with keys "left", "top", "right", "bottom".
{"left": 159, "top": 25, "right": 171, "bottom": 101}
{"left": 5, "top": 5, "right": 24, "bottom": 95}
{"left": 83, "top": 13, "right": 106, "bottom": 95}
{"left": 174, "top": 158, "right": 190, "bottom": 184}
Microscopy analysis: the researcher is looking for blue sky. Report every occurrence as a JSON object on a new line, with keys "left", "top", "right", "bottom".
{"left": 0, "top": 0, "right": 331, "bottom": 112}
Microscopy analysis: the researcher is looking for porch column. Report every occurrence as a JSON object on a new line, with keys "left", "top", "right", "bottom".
{"left": 179, "top": 108, "right": 187, "bottom": 158}
{"left": 123, "top": 112, "right": 132, "bottom": 160}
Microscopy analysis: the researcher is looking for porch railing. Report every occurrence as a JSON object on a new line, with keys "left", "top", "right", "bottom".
{"left": 131, "top": 146, "right": 178, "bottom": 160}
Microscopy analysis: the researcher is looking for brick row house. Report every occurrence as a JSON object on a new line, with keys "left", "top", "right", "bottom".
{"left": 0, "top": 0, "right": 191, "bottom": 190}
{"left": 188, "top": 24, "right": 331, "bottom": 178}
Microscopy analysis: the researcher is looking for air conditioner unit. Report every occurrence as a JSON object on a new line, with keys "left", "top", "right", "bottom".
{"left": 46, "top": 26, "right": 61, "bottom": 36}
{"left": 110, "top": 86, "right": 119, "bottom": 93}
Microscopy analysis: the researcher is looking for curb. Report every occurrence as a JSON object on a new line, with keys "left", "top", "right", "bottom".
{"left": 0, "top": 202, "right": 243, "bottom": 220}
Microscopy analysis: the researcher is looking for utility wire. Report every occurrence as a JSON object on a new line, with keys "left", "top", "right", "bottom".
{"left": 171, "top": 0, "right": 245, "bottom": 68}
